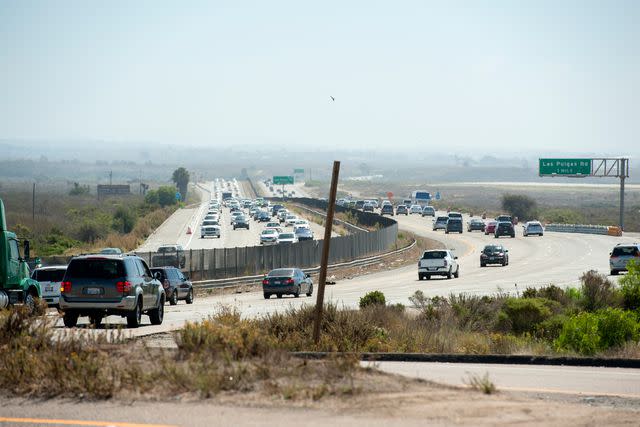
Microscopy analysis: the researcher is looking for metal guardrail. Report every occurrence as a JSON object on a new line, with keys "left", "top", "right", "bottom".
{"left": 192, "top": 238, "right": 416, "bottom": 290}
{"left": 544, "top": 223, "right": 622, "bottom": 236}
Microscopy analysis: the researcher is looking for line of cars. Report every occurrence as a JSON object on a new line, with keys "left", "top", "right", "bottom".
{"left": 30, "top": 249, "right": 194, "bottom": 329}
{"left": 260, "top": 203, "right": 315, "bottom": 245}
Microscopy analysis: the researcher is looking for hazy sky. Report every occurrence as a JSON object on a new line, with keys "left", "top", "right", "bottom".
{"left": 1, "top": 1, "right": 638, "bottom": 154}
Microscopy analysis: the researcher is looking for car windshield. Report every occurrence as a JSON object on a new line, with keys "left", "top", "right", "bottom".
{"left": 34, "top": 269, "right": 66, "bottom": 282}
{"left": 483, "top": 246, "right": 503, "bottom": 253}
{"left": 422, "top": 251, "right": 446, "bottom": 259}
{"left": 279, "top": 233, "right": 295, "bottom": 239}
{"left": 612, "top": 246, "right": 639, "bottom": 257}
{"left": 262, "top": 229, "right": 276, "bottom": 235}
{"left": 66, "top": 259, "right": 125, "bottom": 279}
{"left": 268, "top": 269, "right": 294, "bottom": 277}
{"left": 158, "top": 247, "right": 178, "bottom": 254}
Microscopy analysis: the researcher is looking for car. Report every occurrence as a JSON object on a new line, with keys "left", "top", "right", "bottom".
{"left": 260, "top": 228, "right": 279, "bottom": 245}
{"left": 484, "top": 220, "right": 497, "bottom": 235}
{"left": 380, "top": 204, "right": 394, "bottom": 216}
{"left": 257, "top": 211, "right": 271, "bottom": 222}
{"left": 59, "top": 254, "right": 165, "bottom": 328}
{"left": 277, "top": 232, "right": 298, "bottom": 244}
{"left": 610, "top": 243, "right": 640, "bottom": 275}
{"left": 494, "top": 221, "right": 515, "bottom": 238}
{"left": 480, "top": 244, "right": 509, "bottom": 267}
{"left": 201, "top": 224, "right": 221, "bottom": 238}
{"left": 421, "top": 206, "right": 435, "bottom": 217}
{"left": 403, "top": 199, "right": 413, "bottom": 207}
{"left": 30, "top": 265, "right": 66, "bottom": 308}
{"left": 445, "top": 218, "right": 463, "bottom": 234}
{"left": 262, "top": 268, "right": 313, "bottom": 299}
{"left": 284, "top": 214, "right": 299, "bottom": 227}
{"left": 293, "top": 219, "right": 310, "bottom": 228}
{"left": 229, "top": 211, "right": 243, "bottom": 224}
{"left": 355, "top": 200, "right": 365, "bottom": 210}
{"left": 363, "top": 203, "right": 374, "bottom": 212}
{"left": 433, "top": 216, "right": 448, "bottom": 231}
{"left": 448, "top": 212, "right": 463, "bottom": 220}
{"left": 271, "top": 204, "right": 284, "bottom": 216}
{"left": 396, "top": 205, "right": 409, "bottom": 215}
{"left": 295, "top": 227, "right": 314, "bottom": 241}
{"left": 417, "top": 249, "right": 459, "bottom": 280}
{"left": 150, "top": 267, "right": 194, "bottom": 305}
{"left": 523, "top": 221, "right": 544, "bottom": 237}
{"left": 277, "top": 209, "right": 289, "bottom": 222}
{"left": 232, "top": 215, "right": 250, "bottom": 230}
{"left": 153, "top": 245, "right": 186, "bottom": 268}
{"left": 202, "top": 219, "right": 219, "bottom": 228}
{"left": 203, "top": 214, "right": 219, "bottom": 223}
{"left": 409, "top": 204, "right": 423, "bottom": 215}
{"left": 265, "top": 221, "right": 281, "bottom": 229}
{"left": 467, "top": 218, "right": 486, "bottom": 232}
{"left": 99, "top": 247, "right": 122, "bottom": 255}
{"left": 496, "top": 214, "right": 513, "bottom": 224}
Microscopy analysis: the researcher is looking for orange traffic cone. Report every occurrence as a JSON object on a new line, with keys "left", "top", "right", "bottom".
{"left": 187, "top": 226, "right": 192, "bottom": 235}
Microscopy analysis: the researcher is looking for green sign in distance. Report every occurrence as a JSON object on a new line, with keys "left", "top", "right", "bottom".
{"left": 273, "top": 176, "right": 294, "bottom": 185}
{"left": 293, "top": 168, "right": 304, "bottom": 174}
{"left": 539, "top": 158, "right": 592, "bottom": 176}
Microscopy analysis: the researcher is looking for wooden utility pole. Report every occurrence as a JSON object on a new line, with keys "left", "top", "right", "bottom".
{"left": 32, "top": 183, "right": 36, "bottom": 224}
{"left": 313, "top": 160, "right": 340, "bottom": 344}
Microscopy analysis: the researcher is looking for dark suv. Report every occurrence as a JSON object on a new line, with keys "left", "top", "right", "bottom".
{"left": 494, "top": 221, "right": 515, "bottom": 238}
{"left": 445, "top": 218, "right": 463, "bottom": 234}
{"left": 381, "top": 204, "right": 394, "bottom": 216}
{"left": 151, "top": 267, "right": 194, "bottom": 305}
{"left": 59, "top": 254, "right": 165, "bottom": 328}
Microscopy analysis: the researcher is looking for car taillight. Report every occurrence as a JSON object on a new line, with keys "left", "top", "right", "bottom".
{"left": 61, "top": 281, "right": 71, "bottom": 293}
{"left": 262, "top": 279, "right": 269, "bottom": 285}
{"left": 286, "top": 278, "right": 295, "bottom": 285}
{"left": 116, "top": 281, "right": 132, "bottom": 293}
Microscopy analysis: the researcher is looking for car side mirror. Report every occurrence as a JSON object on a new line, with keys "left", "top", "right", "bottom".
{"left": 454, "top": 256, "right": 458, "bottom": 259}
{"left": 305, "top": 274, "right": 310, "bottom": 278}
{"left": 505, "top": 250, "right": 509, "bottom": 252}
{"left": 23, "top": 240, "right": 30, "bottom": 260}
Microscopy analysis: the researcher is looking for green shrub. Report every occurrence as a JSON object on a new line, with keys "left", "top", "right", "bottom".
{"left": 620, "top": 260, "right": 640, "bottom": 311}
{"left": 112, "top": 206, "right": 136, "bottom": 233}
{"left": 579, "top": 270, "right": 621, "bottom": 311}
{"left": 359, "top": 291, "right": 386, "bottom": 309}
{"left": 522, "top": 285, "right": 570, "bottom": 307}
{"left": 501, "top": 194, "right": 537, "bottom": 221}
{"left": 535, "top": 314, "right": 568, "bottom": 340}
{"left": 555, "top": 308, "right": 639, "bottom": 355}
{"left": 498, "top": 298, "right": 555, "bottom": 334}
{"left": 157, "top": 186, "right": 177, "bottom": 207}
{"left": 144, "top": 189, "right": 159, "bottom": 205}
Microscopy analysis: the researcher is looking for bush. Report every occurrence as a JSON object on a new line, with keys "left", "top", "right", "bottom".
{"left": 501, "top": 194, "right": 537, "bottom": 221}
{"left": 497, "top": 298, "right": 555, "bottom": 334}
{"left": 540, "top": 208, "right": 584, "bottom": 225}
{"left": 620, "top": 260, "right": 640, "bottom": 311}
{"left": 359, "top": 291, "right": 386, "bottom": 309}
{"left": 522, "top": 285, "right": 571, "bottom": 307}
{"left": 144, "top": 189, "right": 159, "bottom": 205}
{"left": 112, "top": 206, "right": 136, "bottom": 233}
{"left": 157, "top": 186, "right": 177, "bottom": 207}
{"left": 580, "top": 270, "right": 621, "bottom": 311}
{"left": 68, "top": 182, "right": 90, "bottom": 196}
{"left": 555, "top": 308, "right": 639, "bottom": 355}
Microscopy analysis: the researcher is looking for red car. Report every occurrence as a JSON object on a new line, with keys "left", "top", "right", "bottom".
{"left": 485, "top": 220, "right": 498, "bottom": 235}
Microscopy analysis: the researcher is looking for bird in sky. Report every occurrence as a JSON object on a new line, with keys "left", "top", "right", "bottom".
{"left": 330, "top": 96, "right": 335, "bottom": 101}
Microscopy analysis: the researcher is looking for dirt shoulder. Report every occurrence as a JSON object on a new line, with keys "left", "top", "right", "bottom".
{"left": 2, "top": 372, "right": 638, "bottom": 427}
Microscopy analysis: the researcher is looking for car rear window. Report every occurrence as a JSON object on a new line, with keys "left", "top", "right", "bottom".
{"left": 279, "top": 233, "right": 295, "bottom": 239}
{"left": 268, "top": 269, "right": 294, "bottom": 277}
{"left": 483, "top": 246, "right": 502, "bottom": 253}
{"left": 66, "top": 259, "right": 125, "bottom": 279}
{"left": 612, "top": 246, "right": 639, "bottom": 257}
{"left": 422, "top": 251, "right": 446, "bottom": 259}
{"left": 34, "top": 269, "right": 66, "bottom": 282}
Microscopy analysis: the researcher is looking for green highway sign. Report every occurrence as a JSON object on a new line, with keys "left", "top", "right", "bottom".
{"left": 293, "top": 168, "right": 305, "bottom": 174}
{"left": 273, "top": 175, "right": 294, "bottom": 185}
{"left": 539, "top": 158, "right": 592, "bottom": 176}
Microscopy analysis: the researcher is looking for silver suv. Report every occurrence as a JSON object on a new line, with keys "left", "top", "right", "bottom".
{"left": 59, "top": 254, "right": 165, "bottom": 328}
{"left": 610, "top": 243, "right": 640, "bottom": 275}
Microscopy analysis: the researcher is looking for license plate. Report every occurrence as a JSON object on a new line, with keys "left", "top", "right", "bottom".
{"left": 274, "top": 281, "right": 281, "bottom": 285}
{"left": 45, "top": 286, "right": 53, "bottom": 292}
{"left": 85, "top": 287, "right": 102, "bottom": 295}
{"left": 428, "top": 268, "right": 437, "bottom": 271}
{"left": 489, "top": 257, "right": 495, "bottom": 261}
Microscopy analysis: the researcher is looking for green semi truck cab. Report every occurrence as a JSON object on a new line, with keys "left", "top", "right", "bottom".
{"left": 0, "top": 198, "right": 41, "bottom": 310}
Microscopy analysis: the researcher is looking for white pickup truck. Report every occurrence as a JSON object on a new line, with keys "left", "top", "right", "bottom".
{"left": 418, "top": 249, "right": 459, "bottom": 280}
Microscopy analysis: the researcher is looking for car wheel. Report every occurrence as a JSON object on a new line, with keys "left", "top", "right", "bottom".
{"left": 502, "top": 260, "right": 506, "bottom": 267}
{"left": 149, "top": 295, "right": 165, "bottom": 325}
{"left": 418, "top": 274, "right": 424, "bottom": 280}
{"left": 454, "top": 267, "right": 460, "bottom": 278}
{"left": 447, "top": 270, "right": 452, "bottom": 279}
{"left": 480, "top": 262, "right": 485, "bottom": 267}
{"left": 63, "top": 311, "right": 79, "bottom": 328}
{"left": 294, "top": 286, "right": 300, "bottom": 298}
{"left": 445, "top": 231, "right": 449, "bottom": 234}
{"left": 611, "top": 270, "right": 618, "bottom": 276}
{"left": 169, "top": 289, "right": 178, "bottom": 306}
{"left": 264, "top": 293, "right": 271, "bottom": 299}
{"left": 306, "top": 284, "right": 313, "bottom": 297}
{"left": 277, "top": 294, "right": 282, "bottom": 299}
{"left": 425, "top": 274, "right": 431, "bottom": 280}
{"left": 89, "top": 314, "right": 103, "bottom": 328}
{"left": 23, "top": 292, "right": 38, "bottom": 315}
{"left": 127, "top": 299, "right": 142, "bottom": 328}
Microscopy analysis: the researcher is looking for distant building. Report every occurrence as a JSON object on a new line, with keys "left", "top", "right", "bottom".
{"left": 97, "top": 184, "right": 131, "bottom": 198}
